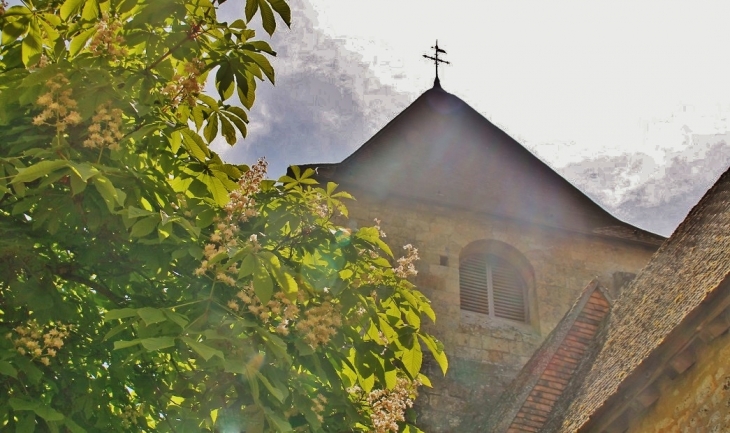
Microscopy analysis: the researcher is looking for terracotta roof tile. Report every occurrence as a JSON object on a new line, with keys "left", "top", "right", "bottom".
{"left": 477, "top": 281, "right": 611, "bottom": 432}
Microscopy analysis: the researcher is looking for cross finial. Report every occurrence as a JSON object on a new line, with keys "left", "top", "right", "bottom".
{"left": 422, "top": 40, "right": 450, "bottom": 88}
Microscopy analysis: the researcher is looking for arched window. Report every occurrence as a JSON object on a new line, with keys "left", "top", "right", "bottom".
{"left": 459, "top": 241, "right": 532, "bottom": 323}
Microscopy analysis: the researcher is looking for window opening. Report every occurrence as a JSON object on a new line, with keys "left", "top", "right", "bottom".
{"left": 460, "top": 254, "right": 527, "bottom": 322}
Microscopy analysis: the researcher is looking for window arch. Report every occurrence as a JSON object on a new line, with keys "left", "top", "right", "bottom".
{"left": 459, "top": 240, "right": 533, "bottom": 323}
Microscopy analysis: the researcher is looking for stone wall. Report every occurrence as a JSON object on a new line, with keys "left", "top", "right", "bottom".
{"left": 342, "top": 189, "right": 657, "bottom": 432}
{"left": 627, "top": 331, "right": 730, "bottom": 433}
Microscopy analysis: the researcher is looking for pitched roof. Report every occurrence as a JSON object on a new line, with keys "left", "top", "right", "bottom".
{"left": 544, "top": 166, "right": 730, "bottom": 431}
{"left": 300, "top": 84, "right": 663, "bottom": 246}
{"left": 478, "top": 280, "right": 612, "bottom": 432}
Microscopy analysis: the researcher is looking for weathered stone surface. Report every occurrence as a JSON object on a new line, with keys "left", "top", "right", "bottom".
{"left": 342, "top": 189, "right": 656, "bottom": 432}
{"left": 627, "top": 330, "right": 730, "bottom": 433}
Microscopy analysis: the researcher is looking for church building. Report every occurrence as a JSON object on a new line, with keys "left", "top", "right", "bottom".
{"left": 299, "top": 73, "right": 730, "bottom": 432}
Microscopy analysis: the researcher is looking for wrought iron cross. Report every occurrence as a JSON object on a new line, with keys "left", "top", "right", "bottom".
{"left": 422, "top": 40, "right": 450, "bottom": 86}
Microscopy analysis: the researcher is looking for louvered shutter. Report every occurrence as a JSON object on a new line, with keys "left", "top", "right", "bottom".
{"left": 459, "top": 256, "right": 490, "bottom": 315}
{"left": 489, "top": 256, "right": 527, "bottom": 322}
{"left": 459, "top": 254, "right": 527, "bottom": 322}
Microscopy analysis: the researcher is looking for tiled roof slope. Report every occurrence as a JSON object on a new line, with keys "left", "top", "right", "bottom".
{"left": 477, "top": 280, "right": 611, "bottom": 432}
{"left": 547, "top": 166, "right": 730, "bottom": 431}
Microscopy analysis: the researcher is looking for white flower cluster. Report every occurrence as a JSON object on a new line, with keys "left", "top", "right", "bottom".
{"left": 117, "top": 403, "right": 145, "bottom": 428}
{"left": 83, "top": 102, "right": 124, "bottom": 151}
{"left": 227, "top": 283, "right": 300, "bottom": 336}
{"left": 348, "top": 378, "right": 421, "bottom": 433}
{"left": 296, "top": 301, "right": 342, "bottom": 348}
{"left": 89, "top": 14, "right": 128, "bottom": 60}
{"left": 394, "top": 244, "right": 419, "bottom": 279}
{"left": 194, "top": 159, "right": 267, "bottom": 280}
{"left": 311, "top": 393, "right": 327, "bottom": 423}
{"left": 6, "top": 320, "right": 72, "bottom": 366}
{"left": 312, "top": 193, "right": 329, "bottom": 219}
{"left": 374, "top": 218, "right": 386, "bottom": 238}
{"left": 32, "top": 74, "right": 82, "bottom": 132}
{"left": 162, "top": 58, "right": 205, "bottom": 107}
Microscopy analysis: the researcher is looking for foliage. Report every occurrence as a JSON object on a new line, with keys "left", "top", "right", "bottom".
{"left": 0, "top": 0, "right": 447, "bottom": 432}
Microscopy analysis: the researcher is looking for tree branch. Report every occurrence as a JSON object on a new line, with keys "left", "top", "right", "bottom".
{"left": 60, "top": 272, "right": 126, "bottom": 307}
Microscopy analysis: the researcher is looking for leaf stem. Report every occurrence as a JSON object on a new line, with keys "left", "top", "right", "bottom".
{"left": 145, "top": 34, "right": 194, "bottom": 73}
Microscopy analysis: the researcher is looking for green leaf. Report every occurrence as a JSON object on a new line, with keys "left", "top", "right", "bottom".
{"left": 125, "top": 206, "right": 154, "bottom": 219}
{"left": 359, "top": 372, "right": 375, "bottom": 393}
{"left": 236, "top": 75, "right": 256, "bottom": 109}
{"left": 258, "top": 0, "right": 276, "bottom": 36}
{"left": 104, "top": 308, "right": 138, "bottom": 321}
{"left": 69, "top": 172, "right": 86, "bottom": 195}
{"left": 9, "top": 398, "right": 40, "bottom": 411}
{"left": 140, "top": 337, "right": 176, "bottom": 351}
{"left": 203, "top": 112, "right": 219, "bottom": 143}
{"left": 81, "top": 0, "right": 100, "bottom": 20}
{"left": 11, "top": 160, "right": 68, "bottom": 184}
{"left": 273, "top": 267, "right": 298, "bottom": 295}
{"left": 239, "top": 254, "right": 255, "bottom": 277}
{"left": 243, "top": 406, "right": 265, "bottom": 433}
{"left": 169, "top": 130, "right": 182, "bottom": 153}
{"left": 116, "top": 0, "right": 137, "bottom": 15}
{"left": 419, "top": 334, "right": 448, "bottom": 374}
{"left": 34, "top": 404, "right": 64, "bottom": 422}
{"left": 401, "top": 340, "right": 423, "bottom": 379}
{"left": 21, "top": 20, "right": 42, "bottom": 67}
{"left": 103, "top": 321, "right": 133, "bottom": 341}
{"left": 384, "top": 368, "right": 397, "bottom": 390}
{"left": 215, "top": 62, "right": 235, "bottom": 100}
{"left": 256, "top": 372, "right": 285, "bottom": 403}
{"left": 294, "top": 339, "right": 314, "bottom": 356}
{"left": 199, "top": 174, "right": 229, "bottom": 206}
{"left": 137, "top": 307, "right": 167, "bottom": 325}
{"left": 405, "top": 309, "right": 420, "bottom": 328}
{"left": 264, "top": 408, "right": 293, "bottom": 432}
{"left": 339, "top": 269, "right": 353, "bottom": 280}
{"left": 60, "top": 0, "right": 85, "bottom": 20}
{"left": 63, "top": 417, "right": 87, "bottom": 433}
{"left": 253, "top": 260, "right": 273, "bottom": 303}
{"left": 218, "top": 113, "right": 237, "bottom": 144}
{"left": 223, "top": 359, "right": 246, "bottom": 375}
{"left": 181, "top": 337, "right": 224, "bottom": 361}
{"left": 2, "top": 18, "right": 29, "bottom": 45}
{"left": 93, "top": 176, "right": 124, "bottom": 212}
{"left": 225, "top": 105, "right": 249, "bottom": 122}
{"left": 163, "top": 310, "right": 189, "bottom": 328}
{"left": 192, "top": 105, "right": 205, "bottom": 130}
{"left": 246, "top": 52, "right": 275, "bottom": 83}
{"left": 113, "top": 339, "right": 141, "bottom": 350}
{"left": 245, "top": 40, "right": 276, "bottom": 55}
{"left": 181, "top": 128, "right": 210, "bottom": 161}
{"left": 245, "top": 0, "right": 259, "bottom": 21}
{"left": 267, "top": 0, "right": 291, "bottom": 27}
{"left": 69, "top": 27, "right": 96, "bottom": 57}
{"left": 130, "top": 215, "right": 159, "bottom": 237}
{"left": 0, "top": 361, "right": 18, "bottom": 378}
{"left": 421, "top": 300, "right": 436, "bottom": 323}
{"left": 2, "top": 5, "right": 31, "bottom": 18}
{"left": 16, "top": 413, "right": 35, "bottom": 433}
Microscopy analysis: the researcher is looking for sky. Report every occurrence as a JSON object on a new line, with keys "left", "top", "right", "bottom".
{"left": 10, "top": 0, "right": 727, "bottom": 235}
{"left": 210, "top": 0, "right": 730, "bottom": 236}
{"left": 217, "top": 0, "right": 730, "bottom": 163}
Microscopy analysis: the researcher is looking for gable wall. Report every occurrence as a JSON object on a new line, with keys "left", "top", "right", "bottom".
{"left": 342, "top": 187, "right": 656, "bottom": 432}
